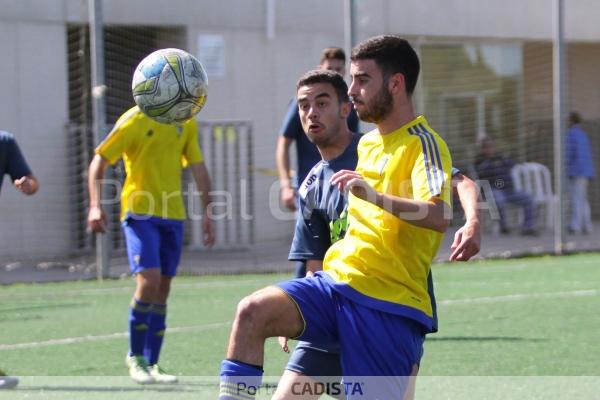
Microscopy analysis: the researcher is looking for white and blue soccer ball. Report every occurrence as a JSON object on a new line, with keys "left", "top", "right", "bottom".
{"left": 132, "top": 48, "right": 208, "bottom": 125}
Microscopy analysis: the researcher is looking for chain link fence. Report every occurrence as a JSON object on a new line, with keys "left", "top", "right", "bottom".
{"left": 1, "top": 1, "right": 599, "bottom": 282}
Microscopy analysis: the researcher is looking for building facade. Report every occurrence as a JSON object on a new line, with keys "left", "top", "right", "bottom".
{"left": 0, "top": 0, "right": 598, "bottom": 259}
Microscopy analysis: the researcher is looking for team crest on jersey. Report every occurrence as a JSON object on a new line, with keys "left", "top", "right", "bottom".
{"left": 146, "top": 129, "right": 153, "bottom": 137}
{"left": 176, "top": 125, "right": 183, "bottom": 137}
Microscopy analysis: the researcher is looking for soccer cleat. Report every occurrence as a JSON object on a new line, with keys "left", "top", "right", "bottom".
{"left": 0, "top": 375, "right": 18, "bottom": 390}
{"left": 0, "top": 369, "right": 18, "bottom": 390}
{"left": 148, "top": 364, "right": 178, "bottom": 384}
{"left": 125, "top": 355, "right": 154, "bottom": 384}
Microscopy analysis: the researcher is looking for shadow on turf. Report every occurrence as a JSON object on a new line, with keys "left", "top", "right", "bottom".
{"left": 16, "top": 385, "right": 200, "bottom": 393}
{"left": 428, "top": 336, "right": 547, "bottom": 342}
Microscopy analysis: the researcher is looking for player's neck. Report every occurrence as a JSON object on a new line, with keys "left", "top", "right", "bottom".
{"left": 318, "top": 128, "right": 353, "bottom": 162}
{"left": 376, "top": 98, "right": 416, "bottom": 135}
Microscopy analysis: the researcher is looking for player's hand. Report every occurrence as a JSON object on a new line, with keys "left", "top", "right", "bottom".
{"left": 280, "top": 186, "right": 296, "bottom": 211}
{"left": 449, "top": 220, "right": 481, "bottom": 261}
{"left": 87, "top": 205, "right": 107, "bottom": 233}
{"left": 278, "top": 336, "right": 290, "bottom": 353}
{"left": 202, "top": 216, "right": 216, "bottom": 248}
{"left": 330, "top": 170, "right": 377, "bottom": 203}
{"left": 14, "top": 176, "right": 37, "bottom": 195}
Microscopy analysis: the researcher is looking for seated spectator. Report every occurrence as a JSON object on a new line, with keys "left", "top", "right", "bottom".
{"left": 475, "top": 138, "right": 537, "bottom": 235}
{"left": 566, "top": 112, "right": 595, "bottom": 235}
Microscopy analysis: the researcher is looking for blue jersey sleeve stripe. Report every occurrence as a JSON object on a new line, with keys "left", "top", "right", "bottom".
{"left": 416, "top": 124, "right": 443, "bottom": 195}
{"left": 416, "top": 124, "right": 441, "bottom": 195}
{"left": 418, "top": 123, "right": 445, "bottom": 196}
{"left": 418, "top": 123, "right": 445, "bottom": 188}
{"left": 408, "top": 126, "right": 436, "bottom": 196}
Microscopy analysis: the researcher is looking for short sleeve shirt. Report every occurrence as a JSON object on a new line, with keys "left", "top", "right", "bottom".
{"left": 0, "top": 131, "right": 32, "bottom": 194}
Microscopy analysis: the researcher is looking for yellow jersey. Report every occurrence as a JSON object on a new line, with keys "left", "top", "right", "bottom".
{"left": 323, "top": 115, "right": 452, "bottom": 330}
{"left": 96, "top": 106, "right": 203, "bottom": 221}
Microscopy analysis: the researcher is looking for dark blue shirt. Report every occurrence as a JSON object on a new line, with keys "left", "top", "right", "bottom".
{"left": 280, "top": 98, "right": 359, "bottom": 185}
{"left": 288, "top": 133, "right": 360, "bottom": 262}
{"left": 475, "top": 154, "right": 516, "bottom": 192}
{"left": 0, "top": 131, "right": 32, "bottom": 194}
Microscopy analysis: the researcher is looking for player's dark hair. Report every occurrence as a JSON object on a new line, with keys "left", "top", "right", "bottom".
{"left": 569, "top": 111, "right": 582, "bottom": 125}
{"left": 351, "top": 35, "right": 420, "bottom": 95}
{"left": 320, "top": 47, "right": 346, "bottom": 63}
{"left": 296, "top": 69, "right": 350, "bottom": 104}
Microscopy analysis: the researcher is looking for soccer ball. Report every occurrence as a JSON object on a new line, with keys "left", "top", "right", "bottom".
{"left": 132, "top": 48, "right": 208, "bottom": 125}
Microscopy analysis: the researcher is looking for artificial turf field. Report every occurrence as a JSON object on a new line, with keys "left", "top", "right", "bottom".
{"left": 1, "top": 253, "right": 599, "bottom": 399}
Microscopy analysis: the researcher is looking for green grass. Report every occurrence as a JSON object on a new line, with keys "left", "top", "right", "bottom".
{"left": 1, "top": 254, "right": 599, "bottom": 399}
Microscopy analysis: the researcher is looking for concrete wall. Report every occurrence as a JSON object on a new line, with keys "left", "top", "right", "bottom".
{"left": 1, "top": 0, "right": 600, "bottom": 258}
{"left": 0, "top": 18, "right": 70, "bottom": 259}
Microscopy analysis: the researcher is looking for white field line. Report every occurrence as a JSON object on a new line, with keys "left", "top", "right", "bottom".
{"left": 0, "top": 322, "right": 231, "bottom": 351}
{"left": 2, "top": 289, "right": 598, "bottom": 351}
{"left": 439, "top": 289, "right": 599, "bottom": 306}
{"left": 435, "top": 257, "right": 600, "bottom": 274}
{"left": 0, "top": 279, "right": 266, "bottom": 299}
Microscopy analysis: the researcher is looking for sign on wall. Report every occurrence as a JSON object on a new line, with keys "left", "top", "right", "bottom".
{"left": 197, "top": 34, "right": 225, "bottom": 78}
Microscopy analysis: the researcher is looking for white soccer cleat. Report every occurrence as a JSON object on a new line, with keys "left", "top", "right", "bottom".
{"left": 148, "top": 364, "right": 178, "bottom": 384}
{"left": 125, "top": 355, "right": 154, "bottom": 384}
{"left": 0, "top": 375, "right": 19, "bottom": 390}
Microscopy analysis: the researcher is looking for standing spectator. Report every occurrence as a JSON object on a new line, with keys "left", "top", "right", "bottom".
{"left": 0, "top": 130, "right": 39, "bottom": 390}
{"left": 475, "top": 137, "right": 537, "bottom": 235}
{"left": 276, "top": 47, "right": 360, "bottom": 279}
{"left": 567, "top": 112, "right": 595, "bottom": 234}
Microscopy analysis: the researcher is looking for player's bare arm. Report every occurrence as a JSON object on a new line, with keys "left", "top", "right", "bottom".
{"left": 331, "top": 169, "right": 451, "bottom": 232}
{"left": 450, "top": 173, "right": 481, "bottom": 261}
{"left": 190, "top": 161, "right": 216, "bottom": 247}
{"left": 87, "top": 154, "right": 109, "bottom": 233}
{"left": 276, "top": 136, "right": 296, "bottom": 211}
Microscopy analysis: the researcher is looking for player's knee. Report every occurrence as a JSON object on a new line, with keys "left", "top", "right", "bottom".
{"left": 235, "top": 294, "right": 267, "bottom": 332}
{"left": 156, "top": 278, "right": 172, "bottom": 303}
{"left": 136, "top": 273, "right": 161, "bottom": 300}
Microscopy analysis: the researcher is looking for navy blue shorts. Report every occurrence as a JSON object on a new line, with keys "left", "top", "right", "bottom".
{"left": 122, "top": 215, "right": 184, "bottom": 277}
{"left": 277, "top": 272, "right": 425, "bottom": 399}
{"left": 286, "top": 341, "right": 342, "bottom": 382}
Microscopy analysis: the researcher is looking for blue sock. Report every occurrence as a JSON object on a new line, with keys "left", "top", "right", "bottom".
{"left": 219, "top": 359, "right": 263, "bottom": 400}
{"left": 144, "top": 304, "right": 167, "bottom": 365}
{"left": 128, "top": 298, "right": 151, "bottom": 357}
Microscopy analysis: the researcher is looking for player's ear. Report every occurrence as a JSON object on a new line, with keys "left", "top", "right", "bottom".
{"left": 388, "top": 73, "right": 406, "bottom": 96}
{"left": 340, "top": 101, "right": 351, "bottom": 119}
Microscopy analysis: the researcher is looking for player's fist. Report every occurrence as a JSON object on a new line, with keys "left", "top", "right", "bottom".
{"left": 202, "top": 216, "right": 216, "bottom": 248}
{"left": 14, "top": 176, "right": 38, "bottom": 195}
{"left": 278, "top": 336, "right": 290, "bottom": 353}
{"left": 280, "top": 186, "right": 296, "bottom": 211}
{"left": 87, "top": 206, "right": 107, "bottom": 233}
